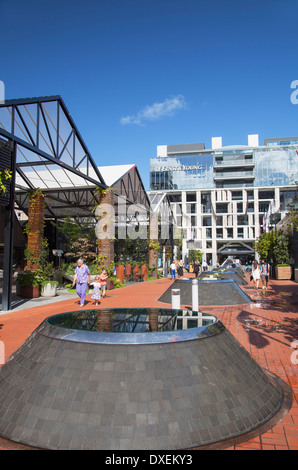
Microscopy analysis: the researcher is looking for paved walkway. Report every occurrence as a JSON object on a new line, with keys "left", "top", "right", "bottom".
{"left": 0, "top": 274, "right": 297, "bottom": 450}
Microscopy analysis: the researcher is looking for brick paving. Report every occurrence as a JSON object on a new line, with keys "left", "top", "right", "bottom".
{"left": 0, "top": 273, "right": 297, "bottom": 450}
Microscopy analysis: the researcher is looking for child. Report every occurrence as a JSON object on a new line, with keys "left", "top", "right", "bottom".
{"left": 90, "top": 275, "right": 101, "bottom": 305}
{"left": 100, "top": 269, "right": 108, "bottom": 298}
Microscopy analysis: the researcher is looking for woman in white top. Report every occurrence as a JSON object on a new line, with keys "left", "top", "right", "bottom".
{"left": 252, "top": 260, "right": 261, "bottom": 289}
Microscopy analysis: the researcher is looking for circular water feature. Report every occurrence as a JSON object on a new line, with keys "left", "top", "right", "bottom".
{"left": 41, "top": 308, "right": 221, "bottom": 344}
{"left": 0, "top": 307, "right": 290, "bottom": 450}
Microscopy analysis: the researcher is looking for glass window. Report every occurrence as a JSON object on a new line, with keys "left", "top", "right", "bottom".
{"left": 186, "top": 193, "right": 196, "bottom": 202}
{"left": 237, "top": 215, "right": 248, "bottom": 225}
{"left": 206, "top": 228, "right": 212, "bottom": 239}
{"left": 216, "top": 202, "right": 228, "bottom": 214}
{"left": 203, "top": 216, "right": 212, "bottom": 226}
{"left": 232, "top": 191, "right": 242, "bottom": 200}
{"left": 216, "top": 216, "right": 223, "bottom": 226}
{"left": 168, "top": 194, "right": 182, "bottom": 202}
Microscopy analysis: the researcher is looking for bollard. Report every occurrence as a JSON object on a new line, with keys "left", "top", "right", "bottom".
{"left": 171, "top": 289, "right": 181, "bottom": 309}
{"left": 192, "top": 279, "right": 199, "bottom": 312}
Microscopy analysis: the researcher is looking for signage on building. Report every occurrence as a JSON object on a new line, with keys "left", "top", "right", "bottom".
{"left": 155, "top": 164, "right": 203, "bottom": 172}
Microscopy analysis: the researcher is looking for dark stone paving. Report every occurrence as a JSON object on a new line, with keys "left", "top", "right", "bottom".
{"left": 158, "top": 278, "right": 252, "bottom": 306}
{"left": 0, "top": 316, "right": 284, "bottom": 450}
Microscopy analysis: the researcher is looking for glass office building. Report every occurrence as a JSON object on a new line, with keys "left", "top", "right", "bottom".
{"left": 149, "top": 135, "right": 298, "bottom": 265}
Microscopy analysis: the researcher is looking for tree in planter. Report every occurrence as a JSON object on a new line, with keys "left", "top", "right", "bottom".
{"left": 253, "top": 231, "right": 277, "bottom": 261}
{"left": 188, "top": 249, "right": 203, "bottom": 265}
{"left": 273, "top": 231, "right": 290, "bottom": 265}
{"left": 64, "top": 237, "right": 97, "bottom": 265}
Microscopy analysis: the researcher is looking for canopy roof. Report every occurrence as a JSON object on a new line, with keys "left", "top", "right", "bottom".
{"left": 0, "top": 96, "right": 150, "bottom": 218}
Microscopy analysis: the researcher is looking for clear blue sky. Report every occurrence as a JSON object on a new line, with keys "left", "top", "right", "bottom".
{"left": 1, "top": 0, "right": 298, "bottom": 188}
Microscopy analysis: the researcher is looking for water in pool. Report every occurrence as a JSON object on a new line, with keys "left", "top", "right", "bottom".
{"left": 48, "top": 308, "right": 215, "bottom": 334}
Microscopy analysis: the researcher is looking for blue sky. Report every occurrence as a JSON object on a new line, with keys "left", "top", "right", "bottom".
{"left": 0, "top": 0, "right": 298, "bottom": 188}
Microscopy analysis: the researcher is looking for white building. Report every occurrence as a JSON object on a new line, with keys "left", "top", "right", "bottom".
{"left": 149, "top": 135, "right": 298, "bottom": 266}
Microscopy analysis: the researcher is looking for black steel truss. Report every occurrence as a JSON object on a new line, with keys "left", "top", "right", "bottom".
{"left": 0, "top": 95, "right": 106, "bottom": 192}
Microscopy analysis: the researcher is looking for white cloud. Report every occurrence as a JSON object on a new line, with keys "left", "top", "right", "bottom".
{"left": 120, "top": 95, "right": 186, "bottom": 125}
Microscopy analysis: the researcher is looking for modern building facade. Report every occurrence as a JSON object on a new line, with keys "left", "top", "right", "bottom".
{"left": 149, "top": 135, "right": 298, "bottom": 266}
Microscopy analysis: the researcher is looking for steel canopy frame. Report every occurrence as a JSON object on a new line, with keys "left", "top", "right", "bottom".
{"left": 0, "top": 95, "right": 107, "bottom": 310}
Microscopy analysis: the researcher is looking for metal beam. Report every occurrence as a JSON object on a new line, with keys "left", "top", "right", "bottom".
{"left": 0, "top": 127, "right": 106, "bottom": 188}
{"left": 2, "top": 141, "right": 16, "bottom": 311}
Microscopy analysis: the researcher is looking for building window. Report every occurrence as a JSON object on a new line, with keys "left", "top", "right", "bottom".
{"left": 201, "top": 193, "right": 211, "bottom": 213}
{"left": 232, "top": 191, "right": 242, "bottom": 200}
{"left": 259, "top": 190, "right": 274, "bottom": 200}
{"left": 216, "top": 203, "right": 228, "bottom": 214}
{"left": 238, "top": 228, "right": 244, "bottom": 238}
{"left": 247, "top": 202, "right": 254, "bottom": 213}
{"left": 203, "top": 216, "right": 212, "bottom": 226}
{"left": 168, "top": 194, "right": 182, "bottom": 203}
{"left": 216, "top": 216, "right": 223, "bottom": 226}
{"left": 216, "top": 229, "right": 223, "bottom": 239}
{"left": 186, "top": 193, "right": 196, "bottom": 202}
{"left": 259, "top": 201, "right": 270, "bottom": 213}
{"left": 186, "top": 203, "right": 196, "bottom": 214}
{"left": 227, "top": 228, "right": 233, "bottom": 238}
{"left": 237, "top": 215, "right": 248, "bottom": 226}
{"left": 206, "top": 228, "right": 212, "bottom": 239}
{"left": 237, "top": 203, "right": 243, "bottom": 213}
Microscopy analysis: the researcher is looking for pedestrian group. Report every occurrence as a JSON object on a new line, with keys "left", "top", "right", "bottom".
{"left": 72, "top": 258, "right": 108, "bottom": 307}
{"left": 251, "top": 259, "right": 270, "bottom": 290}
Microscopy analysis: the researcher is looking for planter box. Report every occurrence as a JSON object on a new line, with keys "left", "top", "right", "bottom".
{"left": 116, "top": 265, "right": 125, "bottom": 284}
{"left": 125, "top": 264, "right": 131, "bottom": 282}
{"left": 41, "top": 282, "right": 57, "bottom": 297}
{"left": 141, "top": 264, "right": 148, "bottom": 281}
{"left": 133, "top": 265, "right": 139, "bottom": 281}
{"left": 20, "top": 285, "right": 40, "bottom": 298}
{"left": 276, "top": 266, "right": 292, "bottom": 280}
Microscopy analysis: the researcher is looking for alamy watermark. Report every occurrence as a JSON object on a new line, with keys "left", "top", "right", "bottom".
{"left": 290, "top": 80, "right": 298, "bottom": 104}
{"left": 0, "top": 80, "right": 4, "bottom": 102}
{"left": 94, "top": 198, "right": 182, "bottom": 241}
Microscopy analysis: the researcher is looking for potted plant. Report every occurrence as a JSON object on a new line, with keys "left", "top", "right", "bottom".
{"left": 17, "top": 270, "right": 44, "bottom": 298}
{"left": 40, "top": 262, "right": 58, "bottom": 297}
{"left": 273, "top": 232, "right": 292, "bottom": 280}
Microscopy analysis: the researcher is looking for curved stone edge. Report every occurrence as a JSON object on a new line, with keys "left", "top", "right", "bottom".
{"left": 37, "top": 311, "right": 225, "bottom": 345}
{"left": 0, "top": 326, "right": 290, "bottom": 450}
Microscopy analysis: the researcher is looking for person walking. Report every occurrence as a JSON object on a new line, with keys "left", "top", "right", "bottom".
{"left": 170, "top": 261, "right": 176, "bottom": 280}
{"left": 261, "top": 260, "right": 270, "bottom": 290}
{"left": 100, "top": 268, "right": 108, "bottom": 298}
{"left": 72, "top": 258, "right": 90, "bottom": 306}
{"left": 193, "top": 260, "right": 200, "bottom": 278}
{"left": 251, "top": 260, "right": 261, "bottom": 289}
{"left": 90, "top": 275, "right": 101, "bottom": 305}
{"left": 177, "top": 260, "right": 184, "bottom": 278}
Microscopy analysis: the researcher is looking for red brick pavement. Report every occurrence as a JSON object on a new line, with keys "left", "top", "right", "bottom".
{"left": 0, "top": 274, "right": 297, "bottom": 450}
